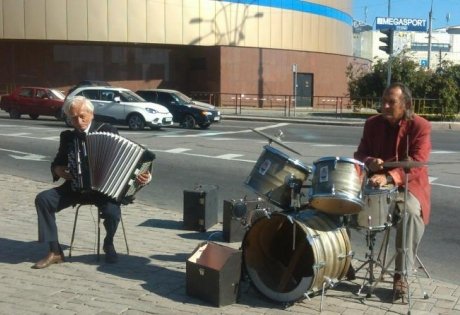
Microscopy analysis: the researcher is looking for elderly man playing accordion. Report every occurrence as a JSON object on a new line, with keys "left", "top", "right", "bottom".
{"left": 351, "top": 82, "right": 431, "bottom": 301}
{"left": 33, "top": 96, "right": 152, "bottom": 268}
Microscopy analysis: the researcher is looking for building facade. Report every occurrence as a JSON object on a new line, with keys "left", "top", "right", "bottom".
{"left": 0, "top": 0, "right": 364, "bottom": 106}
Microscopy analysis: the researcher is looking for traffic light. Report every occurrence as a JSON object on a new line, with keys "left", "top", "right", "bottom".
{"left": 379, "top": 29, "right": 394, "bottom": 55}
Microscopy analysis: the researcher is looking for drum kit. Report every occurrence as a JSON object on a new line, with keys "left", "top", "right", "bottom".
{"left": 239, "top": 129, "right": 428, "bottom": 310}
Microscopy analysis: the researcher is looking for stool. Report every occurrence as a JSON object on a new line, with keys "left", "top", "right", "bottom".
{"left": 69, "top": 204, "right": 130, "bottom": 260}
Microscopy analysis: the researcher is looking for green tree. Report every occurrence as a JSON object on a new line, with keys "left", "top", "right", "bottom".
{"left": 347, "top": 51, "right": 460, "bottom": 119}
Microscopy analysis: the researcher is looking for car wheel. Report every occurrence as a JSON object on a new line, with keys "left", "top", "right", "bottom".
{"left": 199, "top": 123, "right": 210, "bottom": 129}
{"left": 9, "top": 109, "right": 21, "bottom": 119}
{"left": 183, "top": 115, "right": 196, "bottom": 129}
{"left": 127, "top": 113, "right": 145, "bottom": 130}
{"left": 29, "top": 114, "right": 39, "bottom": 120}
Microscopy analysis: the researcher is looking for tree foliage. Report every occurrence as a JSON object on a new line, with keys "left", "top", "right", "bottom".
{"left": 347, "top": 50, "right": 460, "bottom": 119}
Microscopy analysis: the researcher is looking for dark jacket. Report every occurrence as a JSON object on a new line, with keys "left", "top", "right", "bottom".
{"left": 51, "top": 122, "right": 118, "bottom": 182}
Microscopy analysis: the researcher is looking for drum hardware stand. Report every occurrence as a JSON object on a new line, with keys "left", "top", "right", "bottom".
{"left": 288, "top": 176, "right": 304, "bottom": 211}
{"left": 354, "top": 226, "right": 390, "bottom": 297}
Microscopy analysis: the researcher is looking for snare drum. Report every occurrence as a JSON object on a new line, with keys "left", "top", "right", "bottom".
{"left": 351, "top": 184, "right": 398, "bottom": 230}
{"left": 309, "top": 157, "right": 365, "bottom": 215}
{"left": 245, "top": 145, "right": 311, "bottom": 210}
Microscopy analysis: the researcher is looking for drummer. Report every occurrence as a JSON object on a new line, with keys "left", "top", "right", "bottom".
{"left": 350, "top": 82, "right": 432, "bottom": 302}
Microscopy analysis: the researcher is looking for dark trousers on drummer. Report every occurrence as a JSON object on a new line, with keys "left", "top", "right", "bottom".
{"left": 35, "top": 182, "right": 121, "bottom": 251}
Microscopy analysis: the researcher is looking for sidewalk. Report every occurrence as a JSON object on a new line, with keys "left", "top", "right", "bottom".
{"left": 1, "top": 174, "right": 459, "bottom": 314}
{"left": 220, "top": 107, "right": 460, "bottom": 130}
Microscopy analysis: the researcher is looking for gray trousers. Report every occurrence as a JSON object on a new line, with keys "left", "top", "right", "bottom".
{"left": 394, "top": 191, "right": 425, "bottom": 276}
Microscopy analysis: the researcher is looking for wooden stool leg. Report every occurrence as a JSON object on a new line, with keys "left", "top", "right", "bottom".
{"left": 120, "top": 215, "right": 129, "bottom": 255}
{"left": 97, "top": 211, "right": 101, "bottom": 261}
{"left": 69, "top": 205, "right": 82, "bottom": 258}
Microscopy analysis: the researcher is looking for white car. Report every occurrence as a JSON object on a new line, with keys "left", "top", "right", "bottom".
{"left": 66, "top": 86, "right": 173, "bottom": 130}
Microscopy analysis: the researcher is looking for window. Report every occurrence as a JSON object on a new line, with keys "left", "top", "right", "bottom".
{"left": 19, "top": 88, "right": 33, "bottom": 98}
{"left": 79, "top": 90, "right": 100, "bottom": 100}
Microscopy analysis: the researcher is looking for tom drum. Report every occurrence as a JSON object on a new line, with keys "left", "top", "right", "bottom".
{"left": 245, "top": 145, "right": 311, "bottom": 210}
{"left": 309, "top": 157, "right": 365, "bottom": 215}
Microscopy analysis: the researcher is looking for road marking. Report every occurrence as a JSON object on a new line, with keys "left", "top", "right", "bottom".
{"left": 165, "top": 148, "right": 192, "bottom": 153}
{"left": 215, "top": 154, "right": 244, "bottom": 159}
{"left": 431, "top": 182, "right": 460, "bottom": 189}
{"left": 0, "top": 148, "right": 49, "bottom": 161}
{"left": 432, "top": 150, "right": 456, "bottom": 154}
{"left": 152, "top": 148, "right": 255, "bottom": 163}
{"left": 429, "top": 176, "right": 437, "bottom": 183}
{"left": 0, "top": 133, "right": 59, "bottom": 141}
{"left": 159, "top": 123, "right": 290, "bottom": 137}
{"left": 3, "top": 132, "right": 31, "bottom": 137}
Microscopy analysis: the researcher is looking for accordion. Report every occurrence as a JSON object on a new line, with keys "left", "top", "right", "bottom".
{"left": 68, "top": 132, "right": 155, "bottom": 204}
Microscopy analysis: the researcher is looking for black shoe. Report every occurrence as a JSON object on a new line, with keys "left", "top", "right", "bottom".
{"left": 346, "top": 265, "right": 356, "bottom": 281}
{"left": 103, "top": 244, "right": 118, "bottom": 263}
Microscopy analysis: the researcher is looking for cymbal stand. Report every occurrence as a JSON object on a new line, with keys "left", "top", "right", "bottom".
{"left": 367, "top": 168, "right": 410, "bottom": 303}
{"left": 368, "top": 166, "right": 428, "bottom": 313}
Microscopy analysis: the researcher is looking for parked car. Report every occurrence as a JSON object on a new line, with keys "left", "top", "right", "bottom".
{"left": 0, "top": 87, "right": 65, "bottom": 120}
{"left": 67, "top": 80, "right": 111, "bottom": 95}
{"left": 135, "top": 89, "right": 221, "bottom": 129}
{"left": 66, "top": 86, "right": 173, "bottom": 130}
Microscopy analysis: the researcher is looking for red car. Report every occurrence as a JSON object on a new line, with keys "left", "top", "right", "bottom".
{"left": 0, "top": 87, "right": 65, "bottom": 120}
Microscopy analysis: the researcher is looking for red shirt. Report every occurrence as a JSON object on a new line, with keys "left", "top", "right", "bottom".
{"left": 354, "top": 114, "right": 432, "bottom": 224}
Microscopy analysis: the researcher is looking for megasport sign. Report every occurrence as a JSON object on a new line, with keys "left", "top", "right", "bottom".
{"left": 375, "top": 17, "right": 427, "bottom": 32}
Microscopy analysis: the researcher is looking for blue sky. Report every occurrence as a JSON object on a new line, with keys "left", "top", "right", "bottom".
{"left": 352, "top": 0, "right": 460, "bottom": 29}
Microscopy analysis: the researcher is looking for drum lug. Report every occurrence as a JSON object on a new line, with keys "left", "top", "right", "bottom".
{"left": 338, "top": 250, "right": 354, "bottom": 260}
{"left": 313, "top": 261, "right": 326, "bottom": 270}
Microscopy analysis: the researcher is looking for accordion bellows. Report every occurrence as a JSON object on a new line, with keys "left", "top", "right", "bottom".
{"left": 72, "top": 132, "right": 155, "bottom": 203}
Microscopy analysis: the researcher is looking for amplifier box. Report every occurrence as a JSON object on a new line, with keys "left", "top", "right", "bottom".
{"left": 183, "top": 185, "right": 218, "bottom": 232}
{"left": 186, "top": 241, "right": 242, "bottom": 306}
{"left": 223, "top": 198, "right": 267, "bottom": 243}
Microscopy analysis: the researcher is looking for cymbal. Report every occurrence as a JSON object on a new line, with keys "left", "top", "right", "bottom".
{"left": 383, "top": 161, "right": 427, "bottom": 168}
{"left": 251, "top": 128, "right": 301, "bottom": 155}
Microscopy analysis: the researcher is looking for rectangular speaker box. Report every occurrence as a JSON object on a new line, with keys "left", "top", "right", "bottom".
{"left": 222, "top": 198, "right": 267, "bottom": 243}
{"left": 186, "top": 242, "right": 242, "bottom": 307}
{"left": 183, "top": 185, "right": 218, "bottom": 232}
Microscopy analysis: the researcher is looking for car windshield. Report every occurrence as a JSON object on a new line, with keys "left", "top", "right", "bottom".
{"left": 50, "top": 89, "right": 65, "bottom": 100}
{"left": 171, "top": 91, "right": 193, "bottom": 105}
{"left": 119, "top": 90, "right": 146, "bottom": 102}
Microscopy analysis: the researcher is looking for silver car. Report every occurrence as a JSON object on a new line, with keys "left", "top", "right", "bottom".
{"left": 66, "top": 86, "right": 173, "bottom": 130}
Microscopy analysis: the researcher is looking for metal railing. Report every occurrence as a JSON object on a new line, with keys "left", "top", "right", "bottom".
{"left": 190, "top": 91, "right": 445, "bottom": 118}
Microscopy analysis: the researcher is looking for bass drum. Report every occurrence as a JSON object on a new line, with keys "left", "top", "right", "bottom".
{"left": 242, "top": 210, "right": 351, "bottom": 302}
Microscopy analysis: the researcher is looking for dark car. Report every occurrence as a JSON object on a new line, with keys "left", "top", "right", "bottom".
{"left": 135, "top": 89, "right": 221, "bottom": 129}
{"left": 0, "top": 87, "right": 65, "bottom": 120}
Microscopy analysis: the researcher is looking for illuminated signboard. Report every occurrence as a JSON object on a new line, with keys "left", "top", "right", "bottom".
{"left": 375, "top": 17, "right": 427, "bottom": 32}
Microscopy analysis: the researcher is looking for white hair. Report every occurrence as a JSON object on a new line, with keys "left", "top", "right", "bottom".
{"left": 63, "top": 96, "right": 94, "bottom": 116}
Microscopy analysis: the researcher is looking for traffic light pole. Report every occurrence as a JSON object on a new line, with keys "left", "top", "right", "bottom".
{"left": 386, "top": 55, "right": 392, "bottom": 87}
{"left": 386, "top": 0, "right": 392, "bottom": 87}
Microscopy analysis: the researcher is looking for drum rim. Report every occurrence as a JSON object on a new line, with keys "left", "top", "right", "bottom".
{"left": 363, "top": 184, "right": 398, "bottom": 195}
{"left": 313, "top": 156, "right": 364, "bottom": 167}
{"left": 263, "top": 145, "right": 312, "bottom": 173}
